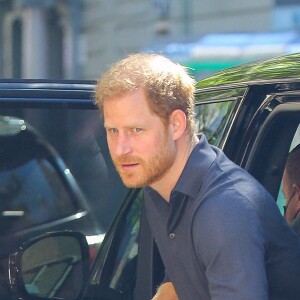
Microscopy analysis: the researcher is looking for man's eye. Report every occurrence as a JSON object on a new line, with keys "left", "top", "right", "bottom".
{"left": 109, "top": 128, "right": 118, "bottom": 134}
{"left": 132, "top": 128, "right": 142, "bottom": 133}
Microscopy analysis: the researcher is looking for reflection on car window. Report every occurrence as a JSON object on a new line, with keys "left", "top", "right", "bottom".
{"left": 108, "top": 191, "right": 142, "bottom": 292}
{"left": 93, "top": 189, "right": 143, "bottom": 299}
{"left": 195, "top": 100, "right": 237, "bottom": 146}
{"left": 0, "top": 158, "right": 76, "bottom": 234}
{"left": 0, "top": 108, "right": 128, "bottom": 232}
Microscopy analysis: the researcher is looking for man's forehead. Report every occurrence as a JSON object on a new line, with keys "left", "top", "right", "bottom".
{"left": 103, "top": 90, "right": 155, "bottom": 114}
{"left": 104, "top": 87, "right": 145, "bottom": 100}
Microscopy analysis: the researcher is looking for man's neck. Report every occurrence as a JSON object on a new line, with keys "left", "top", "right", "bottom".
{"left": 150, "top": 134, "right": 199, "bottom": 202}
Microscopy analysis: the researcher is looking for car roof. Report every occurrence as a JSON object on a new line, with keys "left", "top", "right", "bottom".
{"left": 0, "top": 79, "right": 95, "bottom": 89}
{"left": 196, "top": 52, "right": 300, "bottom": 90}
{"left": 0, "top": 79, "right": 97, "bottom": 108}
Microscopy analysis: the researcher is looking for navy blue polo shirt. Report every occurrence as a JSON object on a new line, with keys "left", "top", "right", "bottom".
{"left": 144, "top": 134, "right": 300, "bottom": 300}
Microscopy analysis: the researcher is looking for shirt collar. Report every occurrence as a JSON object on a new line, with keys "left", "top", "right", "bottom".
{"left": 144, "top": 134, "right": 217, "bottom": 200}
{"left": 173, "top": 134, "right": 216, "bottom": 199}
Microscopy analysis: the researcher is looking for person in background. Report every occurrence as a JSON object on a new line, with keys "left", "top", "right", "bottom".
{"left": 95, "top": 53, "right": 300, "bottom": 300}
{"left": 282, "top": 144, "right": 300, "bottom": 233}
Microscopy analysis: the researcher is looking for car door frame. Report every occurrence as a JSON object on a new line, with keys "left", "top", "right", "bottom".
{"left": 237, "top": 91, "right": 300, "bottom": 199}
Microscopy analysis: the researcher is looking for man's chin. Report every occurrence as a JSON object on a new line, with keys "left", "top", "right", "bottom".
{"left": 123, "top": 181, "right": 145, "bottom": 189}
{"left": 120, "top": 175, "right": 147, "bottom": 189}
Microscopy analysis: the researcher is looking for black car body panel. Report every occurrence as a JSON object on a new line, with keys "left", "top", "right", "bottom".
{"left": 0, "top": 80, "right": 96, "bottom": 109}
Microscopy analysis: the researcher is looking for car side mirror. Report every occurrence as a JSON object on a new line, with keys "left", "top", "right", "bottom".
{"left": 9, "top": 231, "right": 90, "bottom": 300}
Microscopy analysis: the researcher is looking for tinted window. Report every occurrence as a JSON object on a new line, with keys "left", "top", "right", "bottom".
{"left": 195, "top": 100, "right": 237, "bottom": 146}
{"left": 0, "top": 158, "right": 76, "bottom": 234}
{"left": 194, "top": 88, "right": 245, "bottom": 147}
{"left": 91, "top": 190, "right": 143, "bottom": 299}
{"left": 107, "top": 191, "right": 142, "bottom": 293}
{"left": 0, "top": 108, "right": 128, "bottom": 231}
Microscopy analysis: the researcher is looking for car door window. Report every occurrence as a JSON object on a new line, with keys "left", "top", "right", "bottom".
{"left": 0, "top": 157, "right": 76, "bottom": 234}
{"left": 89, "top": 189, "right": 143, "bottom": 299}
{"left": 0, "top": 115, "right": 79, "bottom": 234}
{"left": 0, "top": 108, "right": 128, "bottom": 232}
{"left": 107, "top": 193, "right": 141, "bottom": 293}
{"left": 194, "top": 88, "right": 245, "bottom": 147}
{"left": 0, "top": 103, "right": 132, "bottom": 300}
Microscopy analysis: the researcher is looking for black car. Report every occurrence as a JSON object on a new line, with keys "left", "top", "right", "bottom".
{"left": 0, "top": 81, "right": 132, "bottom": 298}
{"left": 0, "top": 81, "right": 128, "bottom": 236}
{"left": 6, "top": 52, "right": 300, "bottom": 300}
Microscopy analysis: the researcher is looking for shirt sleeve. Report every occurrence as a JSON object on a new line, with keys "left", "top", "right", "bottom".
{"left": 193, "top": 191, "right": 269, "bottom": 300}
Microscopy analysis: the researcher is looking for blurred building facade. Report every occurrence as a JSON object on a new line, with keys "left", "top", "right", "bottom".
{"left": 0, "top": 0, "right": 81, "bottom": 79}
{"left": 0, "top": 0, "right": 300, "bottom": 80}
{"left": 81, "top": 0, "right": 275, "bottom": 79}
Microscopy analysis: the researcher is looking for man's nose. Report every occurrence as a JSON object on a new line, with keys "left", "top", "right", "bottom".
{"left": 115, "top": 134, "right": 132, "bottom": 156}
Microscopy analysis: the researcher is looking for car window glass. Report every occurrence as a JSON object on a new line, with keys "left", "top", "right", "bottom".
{"left": 0, "top": 106, "right": 122, "bottom": 299}
{"left": 91, "top": 189, "right": 143, "bottom": 299}
{"left": 0, "top": 158, "right": 75, "bottom": 234}
{"left": 194, "top": 100, "right": 237, "bottom": 146}
{"left": 0, "top": 106, "right": 129, "bottom": 275}
{"left": 0, "top": 108, "right": 128, "bottom": 232}
{"left": 108, "top": 191, "right": 142, "bottom": 293}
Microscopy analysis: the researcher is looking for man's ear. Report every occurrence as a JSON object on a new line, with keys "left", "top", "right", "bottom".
{"left": 169, "top": 109, "right": 187, "bottom": 140}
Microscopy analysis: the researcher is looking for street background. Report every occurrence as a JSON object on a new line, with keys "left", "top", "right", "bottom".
{"left": 1, "top": 0, "right": 300, "bottom": 81}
